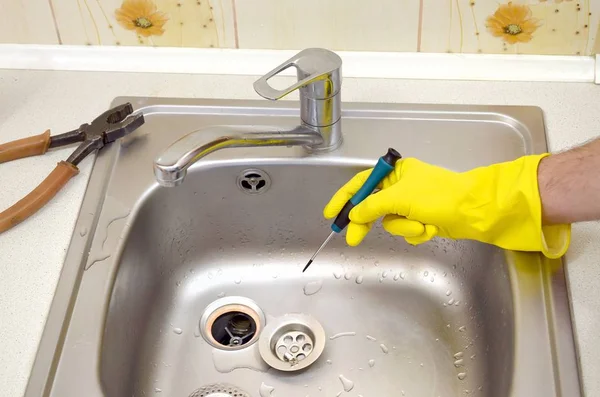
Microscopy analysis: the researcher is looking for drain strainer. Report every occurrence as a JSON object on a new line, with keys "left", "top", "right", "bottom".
{"left": 275, "top": 330, "right": 313, "bottom": 364}
{"left": 189, "top": 383, "right": 249, "bottom": 397}
{"left": 236, "top": 169, "right": 271, "bottom": 194}
{"left": 258, "top": 313, "right": 326, "bottom": 371}
{"left": 200, "top": 296, "right": 266, "bottom": 350}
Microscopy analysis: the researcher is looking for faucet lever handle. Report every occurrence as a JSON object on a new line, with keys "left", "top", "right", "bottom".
{"left": 254, "top": 48, "right": 342, "bottom": 101}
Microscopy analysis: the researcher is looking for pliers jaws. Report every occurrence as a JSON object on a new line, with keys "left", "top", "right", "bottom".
{"left": 49, "top": 102, "right": 145, "bottom": 166}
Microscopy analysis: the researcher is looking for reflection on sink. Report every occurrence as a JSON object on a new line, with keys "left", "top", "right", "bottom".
{"left": 25, "top": 98, "right": 581, "bottom": 397}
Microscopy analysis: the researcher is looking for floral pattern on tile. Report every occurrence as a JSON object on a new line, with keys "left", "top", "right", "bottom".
{"left": 486, "top": 2, "right": 540, "bottom": 44}
{"left": 48, "top": 0, "right": 235, "bottom": 47}
{"left": 115, "top": 0, "right": 169, "bottom": 38}
{"left": 2, "top": 0, "right": 600, "bottom": 55}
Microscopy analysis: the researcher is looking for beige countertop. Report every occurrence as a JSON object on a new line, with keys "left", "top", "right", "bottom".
{"left": 0, "top": 70, "right": 599, "bottom": 397}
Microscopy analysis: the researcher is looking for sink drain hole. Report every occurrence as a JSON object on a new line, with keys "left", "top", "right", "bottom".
{"left": 237, "top": 169, "right": 271, "bottom": 194}
{"left": 200, "top": 297, "right": 266, "bottom": 350}
{"left": 211, "top": 312, "right": 257, "bottom": 347}
{"left": 189, "top": 383, "right": 250, "bottom": 397}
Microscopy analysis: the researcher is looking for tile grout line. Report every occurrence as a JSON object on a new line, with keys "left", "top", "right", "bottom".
{"left": 47, "top": 0, "right": 63, "bottom": 45}
{"left": 417, "top": 0, "right": 424, "bottom": 52}
{"left": 231, "top": 0, "right": 239, "bottom": 49}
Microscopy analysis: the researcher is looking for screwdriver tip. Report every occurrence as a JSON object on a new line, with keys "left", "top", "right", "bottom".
{"left": 302, "top": 260, "right": 313, "bottom": 273}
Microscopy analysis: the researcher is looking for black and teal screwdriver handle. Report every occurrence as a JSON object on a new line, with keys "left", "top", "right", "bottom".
{"left": 331, "top": 148, "right": 402, "bottom": 233}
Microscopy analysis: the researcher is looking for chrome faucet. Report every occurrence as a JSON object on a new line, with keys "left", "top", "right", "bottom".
{"left": 154, "top": 48, "right": 343, "bottom": 187}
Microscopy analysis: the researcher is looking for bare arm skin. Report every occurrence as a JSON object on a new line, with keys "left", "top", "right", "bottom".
{"left": 539, "top": 138, "right": 600, "bottom": 224}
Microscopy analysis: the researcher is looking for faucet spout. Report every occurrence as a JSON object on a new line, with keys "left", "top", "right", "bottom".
{"left": 154, "top": 125, "right": 323, "bottom": 187}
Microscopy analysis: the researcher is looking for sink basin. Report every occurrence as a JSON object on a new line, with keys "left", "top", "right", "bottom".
{"left": 25, "top": 97, "right": 581, "bottom": 397}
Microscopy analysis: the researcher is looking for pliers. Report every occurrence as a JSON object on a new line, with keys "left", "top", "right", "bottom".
{"left": 0, "top": 103, "right": 145, "bottom": 233}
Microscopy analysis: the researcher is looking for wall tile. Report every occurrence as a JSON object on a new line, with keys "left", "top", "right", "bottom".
{"left": 0, "top": 0, "right": 59, "bottom": 44}
{"left": 234, "top": 0, "right": 420, "bottom": 51}
{"left": 51, "top": 0, "right": 236, "bottom": 47}
{"left": 4, "top": 0, "right": 600, "bottom": 56}
{"left": 422, "top": 0, "right": 599, "bottom": 55}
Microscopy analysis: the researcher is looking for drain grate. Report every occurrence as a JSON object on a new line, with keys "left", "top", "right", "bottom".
{"left": 189, "top": 383, "right": 250, "bottom": 397}
{"left": 258, "top": 313, "right": 326, "bottom": 371}
{"left": 236, "top": 169, "right": 271, "bottom": 194}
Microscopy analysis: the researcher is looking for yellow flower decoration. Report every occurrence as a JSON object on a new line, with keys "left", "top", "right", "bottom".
{"left": 486, "top": 2, "right": 540, "bottom": 44}
{"left": 115, "top": 0, "right": 169, "bottom": 37}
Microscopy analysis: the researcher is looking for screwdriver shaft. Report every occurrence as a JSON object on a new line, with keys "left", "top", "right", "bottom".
{"left": 302, "top": 230, "right": 336, "bottom": 272}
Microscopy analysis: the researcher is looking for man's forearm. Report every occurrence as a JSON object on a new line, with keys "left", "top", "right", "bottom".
{"left": 538, "top": 138, "right": 600, "bottom": 224}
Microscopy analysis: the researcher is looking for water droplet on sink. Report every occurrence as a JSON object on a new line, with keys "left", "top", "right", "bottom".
{"left": 470, "top": 354, "right": 476, "bottom": 360}
{"left": 173, "top": 327, "right": 182, "bottom": 335}
{"left": 259, "top": 382, "right": 275, "bottom": 397}
{"left": 448, "top": 298, "right": 455, "bottom": 305}
{"left": 382, "top": 270, "right": 388, "bottom": 278}
{"left": 393, "top": 273, "right": 400, "bottom": 281}
{"left": 175, "top": 281, "right": 181, "bottom": 287}
{"left": 446, "top": 290, "right": 452, "bottom": 296}
{"left": 339, "top": 375, "right": 354, "bottom": 392}
{"left": 79, "top": 227, "right": 87, "bottom": 237}
{"left": 304, "top": 280, "right": 323, "bottom": 296}
{"left": 330, "top": 332, "right": 356, "bottom": 340}
{"left": 335, "top": 392, "right": 342, "bottom": 397}
{"left": 344, "top": 272, "right": 352, "bottom": 280}
{"left": 400, "top": 272, "right": 405, "bottom": 279}
{"left": 366, "top": 335, "right": 376, "bottom": 341}
{"left": 217, "top": 292, "right": 225, "bottom": 298}
{"left": 430, "top": 276, "right": 434, "bottom": 282}
{"left": 333, "top": 271, "right": 342, "bottom": 279}
{"left": 235, "top": 278, "right": 242, "bottom": 284}
{"left": 368, "top": 359, "right": 375, "bottom": 367}
{"left": 459, "top": 326, "right": 466, "bottom": 332}
{"left": 454, "top": 351, "right": 464, "bottom": 359}
{"left": 458, "top": 372, "right": 467, "bottom": 380}
{"left": 380, "top": 344, "right": 389, "bottom": 354}
{"left": 454, "top": 359, "right": 464, "bottom": 367}
{"left": 326, "top": 360, "right": 332, "bottom": 365}
{"left": 154, "top": 387, "right": 162, "bottom": 393}
{"left": 424, "top": 271, "right": 429, "bottom": 277}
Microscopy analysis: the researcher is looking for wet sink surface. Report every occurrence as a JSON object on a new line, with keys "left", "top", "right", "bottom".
{"left": 26, "top": 98, "right": 581, "bottom": 397}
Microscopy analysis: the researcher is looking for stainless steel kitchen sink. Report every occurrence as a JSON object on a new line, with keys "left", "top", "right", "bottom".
{"left": 25, "top": 97, "right": 582, "bottom": 397}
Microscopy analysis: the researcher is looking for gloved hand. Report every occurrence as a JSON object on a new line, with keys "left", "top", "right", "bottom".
{"left": 324, "top": 155, "right": 570, "bottom": 258}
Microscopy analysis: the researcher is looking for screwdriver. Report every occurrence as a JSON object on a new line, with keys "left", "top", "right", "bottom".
{"left": 302, "top": 148, "right": 402, "bottom": 272}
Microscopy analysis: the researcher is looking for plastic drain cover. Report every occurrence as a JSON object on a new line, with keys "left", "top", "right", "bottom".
{"left": 189, "top": 383, "right": 250, "bottom": 397}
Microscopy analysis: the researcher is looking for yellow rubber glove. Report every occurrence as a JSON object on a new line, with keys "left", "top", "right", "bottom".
{"left": 324, "top": 155, "right": 570, "bottom": 258}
